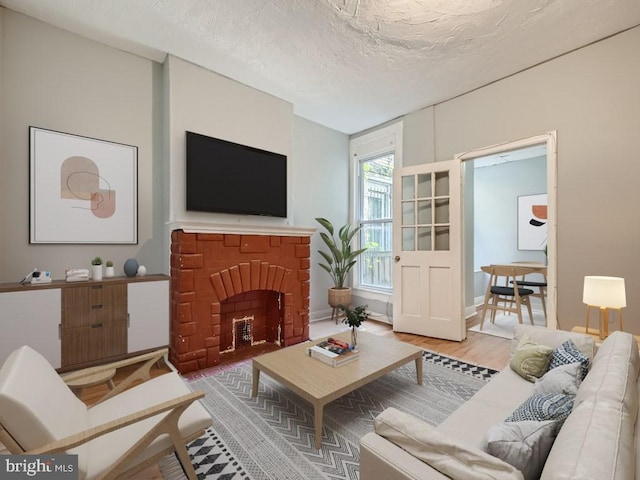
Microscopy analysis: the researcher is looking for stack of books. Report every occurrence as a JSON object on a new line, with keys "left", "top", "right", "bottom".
{"left": 308, "top": 337, "right": 359, "bottom": 367}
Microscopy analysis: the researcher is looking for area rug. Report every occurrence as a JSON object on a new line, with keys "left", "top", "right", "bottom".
{"left": 469, "top": 310, "right": 547, "bottom": 339}
{"left": 158, "top": 351, "right": 498, "bottom": 480}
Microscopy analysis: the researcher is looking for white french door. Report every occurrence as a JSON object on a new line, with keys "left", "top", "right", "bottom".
{"left": 392, "top": 159, "right": 464, "bottom": 340}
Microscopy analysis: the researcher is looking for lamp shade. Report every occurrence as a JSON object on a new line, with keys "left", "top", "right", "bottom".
{"left": 583, "top": 276, "right": 627, "bottom": 308}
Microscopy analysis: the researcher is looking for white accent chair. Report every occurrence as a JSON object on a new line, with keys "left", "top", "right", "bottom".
{"left": 0, "top": 346, "right": 212, "bottom": 480}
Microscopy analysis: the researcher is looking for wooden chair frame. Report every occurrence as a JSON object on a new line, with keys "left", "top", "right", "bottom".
{"left": 511, "top": 261, "right": 548, "bottom": 324}
{"left": 479, "top": 265, "right": 536, "bottom": 330}
{"left": 0, "top": 349, "right": 206, "bottom": 480}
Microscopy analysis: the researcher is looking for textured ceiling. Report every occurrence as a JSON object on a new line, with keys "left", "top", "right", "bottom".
{"left": 2, "top": 0, "right": 640, "bottom": 134}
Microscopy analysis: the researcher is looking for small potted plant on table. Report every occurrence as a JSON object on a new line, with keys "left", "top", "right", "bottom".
{"left": 339, "top": 304, "right": 368, "bottom": 347}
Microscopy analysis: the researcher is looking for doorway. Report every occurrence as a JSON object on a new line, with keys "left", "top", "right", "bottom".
{"left": 457, "top": 133, "right": 557, "bottom": 330}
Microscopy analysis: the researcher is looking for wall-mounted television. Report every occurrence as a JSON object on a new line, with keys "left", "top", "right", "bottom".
{"left": 186, "top": 131, "right": 287, "bottom": 218}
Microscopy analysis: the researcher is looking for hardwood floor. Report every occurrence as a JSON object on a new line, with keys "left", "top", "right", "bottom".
{"left": 311, "top": 316, "right": 511, "bottom": 371}
{"left": 1, "top": 315, "right": 509, "bottom": 479}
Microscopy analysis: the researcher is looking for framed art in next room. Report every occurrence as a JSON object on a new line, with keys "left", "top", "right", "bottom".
{"left": 517, "top": 193, "right": 547, "bottom": 251}
{"left": 29, "top": 126, "right": 138, "bottom": 244}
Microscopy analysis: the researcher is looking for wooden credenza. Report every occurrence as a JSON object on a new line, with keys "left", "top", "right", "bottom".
{"left": 61, "top": 282, "right": 128, "bottom": 367}
{"left": 0, "top": 275, "right": 169, "bottom": 370}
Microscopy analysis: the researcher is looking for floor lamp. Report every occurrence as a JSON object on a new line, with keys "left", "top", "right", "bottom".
{"left": 583, "top": 276, "right": 626, "bottom": 340}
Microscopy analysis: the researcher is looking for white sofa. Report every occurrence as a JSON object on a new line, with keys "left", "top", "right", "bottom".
{"left": 360, "top": 325, "right": 640, "bottom": 480}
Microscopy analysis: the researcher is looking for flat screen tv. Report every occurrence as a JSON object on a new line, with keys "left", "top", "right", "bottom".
{"left": 186, "top": 131, "right": 287, "bottom": 218}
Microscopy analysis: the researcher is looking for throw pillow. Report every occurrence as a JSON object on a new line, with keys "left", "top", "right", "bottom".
{"left": 548, "top": 339, "right": 590, "bottom": 380}
{"left": 485, "top": 420, "right": 558, "bottom": 480}
{"left": 533, "top": 362, "right": 582, "bottom": 396}
{"left": 510, "top": 334, "right": 554, "bottom": 382}
{"left": 374, "top": 407, "right": 525, "bottom": 480}
{"left": 505, "top": 393, "right": 575, "bottom": 425}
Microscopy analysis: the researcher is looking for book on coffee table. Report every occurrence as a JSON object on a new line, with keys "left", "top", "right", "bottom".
{"left": 308, "top": 337, "right": 359, "bottom": 367}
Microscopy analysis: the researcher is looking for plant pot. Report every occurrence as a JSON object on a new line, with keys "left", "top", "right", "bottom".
{"left": 91, "top": 265, "right": 103, "bottom": 281}
{"left": 328, "top": 287, "right": 351, "bottom": 308}
{"left": 104, "top": 266, "right": 115, "bottom": 278}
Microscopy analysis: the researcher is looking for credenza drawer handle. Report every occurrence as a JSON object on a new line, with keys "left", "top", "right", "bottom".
{"left": 91, "top": 285, "right": 103, "bottom": 290}
{"left": 91, "top": 304, "right": 103, "bottom": 309}
{"left": 91, "top": 323, "right": 103, "bottom": 328}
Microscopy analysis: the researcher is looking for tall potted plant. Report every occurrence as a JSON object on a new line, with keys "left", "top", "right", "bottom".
{"left": 315, "top": 217, "right": 367, "bottom": 309}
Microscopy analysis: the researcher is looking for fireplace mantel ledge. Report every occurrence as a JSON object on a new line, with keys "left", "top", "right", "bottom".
{"left": 168, "top": 220, "right": 316, "bottom": 237}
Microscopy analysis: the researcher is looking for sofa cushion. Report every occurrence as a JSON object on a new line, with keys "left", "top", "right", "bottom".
{"left": 484, "top": 420, "right": 557, "bottom": 480}
{"left": 574, "top": 330, "right": 640, "bottom": 410}
{"left": 540, "top": 331, "right": 640, "bottom": 480}
{"left": 374, "top": 407, "right": 524, "bottom": 480}
{"left": 505, "top": 393, "right": 574, "bottom": 424}
{"left": 510, "top": 334, "right": 553, "bottom": 382}
{"left": 548, "top": 339, "right": 590, "bottom": 380}
{"left": 512, "top": 325, "right": 596, "bottom": 362}
{"left": 533, "top": 362, "right": 582, "bottom": 396}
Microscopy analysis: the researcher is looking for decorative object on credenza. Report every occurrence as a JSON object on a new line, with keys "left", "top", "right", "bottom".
{"left": 65, "top": 268, "right": 89, "bottom": 282}
{"left": 90, "top": 256, "right": 103, "bottom": 281}
{"left": 339, "top": 304, "right": 368, "bottom": 347}
{"left": 123, "top": 258, "right": 139, "bottom": 277}
{"left": 315, "top": 217, "right": 367, "bottom": 323}
{"left": 136, "top": 265, "right": 147, "bottom": 277}
{"left": 583, "top": 276, "right": 627, "bottom": 340}
{"left": 29, "top": 126, "right": 138, "bottom": 244}
{"left": 104, "top": 260, "right": 115, "bottom": 278}
{"left": 19, "top": 269, "right": 52, "bottom": 285}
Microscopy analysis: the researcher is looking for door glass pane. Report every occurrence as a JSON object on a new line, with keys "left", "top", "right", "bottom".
{"left": 417, "top": 227, "right": 432, "bottom": 251}
{"left": 435, "top": 226, "right": 450, "bottom": 250}
{"left": 434, "top": 171, "right": 449, "bottom": 197}
{"left": 434, "top": 199, "right": 449, "bottom": 224}
{"left": 416, "top": 173, "right": 431, "bottom": 198}
{"left": 417, "top": 200, "right": 432, "bottom": 225}
{"left": 402, "top": 202, "right": 414, "bottom": 225}
{"left": 402, "top": 227, "right": 415, "bottom": 251}
{"left": 402, "top": 175, "right": 414, "bottom": 200}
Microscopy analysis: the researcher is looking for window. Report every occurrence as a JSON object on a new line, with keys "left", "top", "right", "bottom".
{"left": 351, "top": 122, "right": 402, "bottom": 295}
{"left": 358, "top": 154, "right": 394, "bottom": 290}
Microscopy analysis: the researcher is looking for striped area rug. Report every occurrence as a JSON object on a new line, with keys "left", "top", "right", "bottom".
{"left": 159, "top": 350, "right": 498, "bottom": 480}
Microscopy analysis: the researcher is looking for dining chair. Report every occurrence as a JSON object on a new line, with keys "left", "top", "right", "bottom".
{"left": 511, "top": 261, "right": 548, "bottom": 324}
{"left": 479, "top": 265, "right": 535, "bottom": 330}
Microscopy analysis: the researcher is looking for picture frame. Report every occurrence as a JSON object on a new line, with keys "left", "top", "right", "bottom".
{"left": 517, "top": 193, "right": 547, "bottom": 251}
{"left": 29, "top": 126, "right": 138, "bottom": 244}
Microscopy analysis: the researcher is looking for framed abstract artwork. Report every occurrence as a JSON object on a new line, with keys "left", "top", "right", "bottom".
{"left": 517, "top": 193, "right": 547, "bottom": 251}
{"left": 29, "top": 126, "right": 138, "bottom": 244}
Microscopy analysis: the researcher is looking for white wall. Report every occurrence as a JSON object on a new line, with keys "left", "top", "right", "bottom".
{"left": 166, "top": 55, "right": 294, "bottom": 228}
{"left": 0, "top": 10, "right": 351, "bottom": 300}
{"left": 0, "top": 10, "right": 157, "bottom": 282}
{"left": 292, "top": 116, "right": 349, "bottom": 320}
{"left": 411, "top": 26, "right": 640, "bottom": 332}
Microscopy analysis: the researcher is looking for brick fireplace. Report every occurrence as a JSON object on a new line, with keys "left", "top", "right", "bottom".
{"left": 170, "top": 228, "right": 311, "bottom": 373}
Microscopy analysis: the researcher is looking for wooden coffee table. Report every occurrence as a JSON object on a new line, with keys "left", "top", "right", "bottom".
{"left": 252, "top": 330, "right": 423, "bottom": 448}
